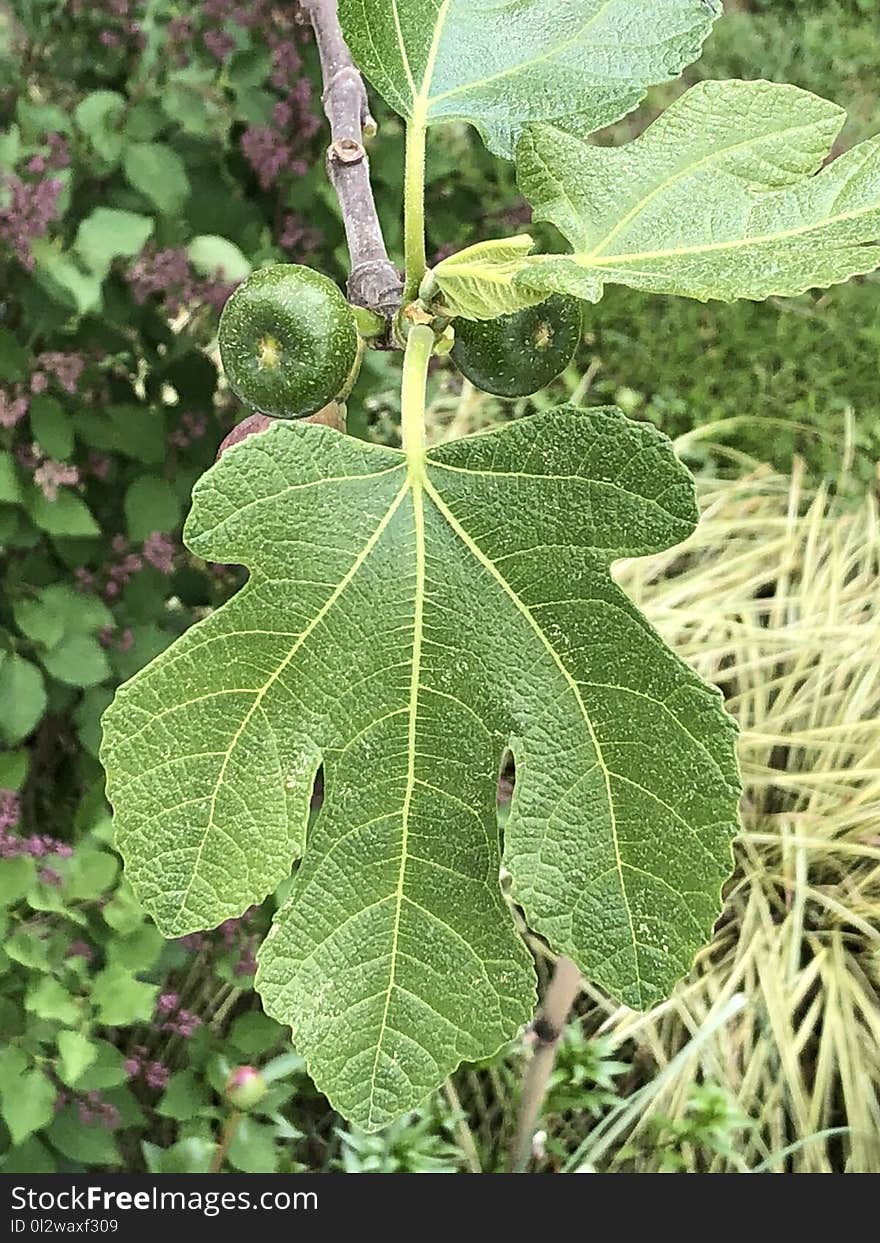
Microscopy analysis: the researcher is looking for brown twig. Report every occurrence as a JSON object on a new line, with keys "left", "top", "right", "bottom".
{"left": 301, "top": 0, "right": 403, "bottom": 318}
{"left": 211, "top": 1111, "right": 242, "bottom": 1173}
{"left": 510, "top": 955, "right": 583, "bottom": 1172}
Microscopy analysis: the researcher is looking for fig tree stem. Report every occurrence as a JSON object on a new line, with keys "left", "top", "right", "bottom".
{"left": 403, "top": 114, "right": 428, "bottom": 302}
{"left": 510, "top": 955, "right": 583, "bottom": 1172}
{"left": 303, "top": 0, "right": 403, "bottom": 317}
{"left": 401, "top": 323, "right": 434, "bottom": 465}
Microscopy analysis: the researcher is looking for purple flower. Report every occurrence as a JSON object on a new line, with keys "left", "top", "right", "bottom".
{"left": 46, "top": 133, "right": 70, "bottom": 170}
{"left": 278, "top": 212, "right": 320, "bottom": 259}
{"left": 270, "top": 39, "right": 301, "bottom": 90}
{"left": 203, "top": 0, "right": 234, "bottom": 19}
{"left": 232, "top": 5, "right": 260, "bottom": 27}
{"left": 144, "top": 1061, "right": 169, "bottom": 1090}
{"left": 34, "top": 460, "right": 79, "bottom": 501}
{"left": 272, "top": 100, "right": 292, "bottom": 128}
{"left": 165, "top": 1008, "right": 201, "bottom": 1038}
{"left": 0, "top": 175, "right": 63, "bottom": 268}
{"left": 156, "top": 992, "right": 179, "bottom": 1015}
{"left": 100, "top": 623, "right": 137, "bottom": 656}
{"left": 35, "top": 351, "right": 85, "bottom": 394}
{"left": 0, "top": 388, "right": 29, "bottom": 429}
{"left": 0, "top": 818, "right": 74, "bottom": 860}
{"left": 142, "top": 532, "right": 175, "bottom": 575}
{"left": 169, "top": 411, "right": 207, "bottom": 449}
{"left": 167, "top": 16, "right": 191, "bottom": 44}
{"left": 241, "top": 125, "right": 290, "bottom": 191}
{"left": 100, "top": 1103, "right": 121, "bottom": 1130}
{"left": 38, "top": 866, "right": 63, "bottom": 888}
{"left": 126, "top": 245, "right": 192, "bottom": 310}
{"left": 66, "top": 939, "right": 93, "bottom": 961}
{"left": 0, "top": 790, "right": 19, "bottom": 832}
{"left": 204, "top": 29, "right": 235, "bottom": 61}
{"left": 123, "top": 1056, "right": 141, "bottom": 1078}
{"left": 126, "top": 245, "right": 233, "bottom": 317}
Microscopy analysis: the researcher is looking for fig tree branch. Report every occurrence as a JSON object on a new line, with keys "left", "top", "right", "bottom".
{"left": 302, "top": 0, "right": 404, "bottom": 319}
{"left": 511, "top": 955, "right": 583, "bottom": 1172}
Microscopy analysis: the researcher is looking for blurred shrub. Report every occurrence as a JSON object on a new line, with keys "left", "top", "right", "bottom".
{"left": 0, "top": 1, "right": 343, "bottom": 1172}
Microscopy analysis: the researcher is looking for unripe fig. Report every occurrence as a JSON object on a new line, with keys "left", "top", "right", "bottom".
{"left": 451, "top": 295, "right": 581, "bottom": 398}
{"left": 218, "top": 265, "right": 359, "bottom": 419}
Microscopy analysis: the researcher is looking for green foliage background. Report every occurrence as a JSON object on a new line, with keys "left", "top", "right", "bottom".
{"left": 0, "top": 0, "right": 877, "bottom": 1172}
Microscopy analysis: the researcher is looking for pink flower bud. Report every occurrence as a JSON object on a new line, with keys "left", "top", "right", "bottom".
{"left": 224, "top": 1066, "right": 267, "bottom": 1111}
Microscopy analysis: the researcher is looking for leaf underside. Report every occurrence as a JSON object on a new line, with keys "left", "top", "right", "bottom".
{"left": 516, "top": 79, "right": 880, "bottom": 304}
{"left": 338, "top": 0, "right": 720, "bottom": 158}
{"left": 432, "top": 234, "right": 545, "bottom": 320}
{"left": 102, "top": 409, "right": 739, "bottom": 1129}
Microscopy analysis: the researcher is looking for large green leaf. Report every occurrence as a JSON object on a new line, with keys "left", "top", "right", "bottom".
{"left": 516, "top": 80, "right": 880, "bottom": 303}
{"left": 338, "top": 0, "right": 720, "bottom": 158}
{"left": 102, "top": 410, "right": 739, "bottom": 1128}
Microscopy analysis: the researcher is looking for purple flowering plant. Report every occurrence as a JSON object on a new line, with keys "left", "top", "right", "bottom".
{"left": 0, "top": 0, "right": 361, "bottom": 1176}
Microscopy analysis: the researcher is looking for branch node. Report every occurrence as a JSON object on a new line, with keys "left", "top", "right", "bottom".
{"left": 329, "top": 137, "right": 366, "bottom": 166}
{"left": 529, "top": 1017, "right": 563, "bottom": 1048}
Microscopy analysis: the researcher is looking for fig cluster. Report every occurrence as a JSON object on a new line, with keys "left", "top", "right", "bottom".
{"left": 218, "top": 264, "right": 581, "bottom": 426}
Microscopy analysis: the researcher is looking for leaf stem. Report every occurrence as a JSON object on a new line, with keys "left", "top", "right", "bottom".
{"left": 403, "top": 116, "right": 428, "bottom": 302}
{"left": 400, "top": 322, "right": 434, "bottom": 465}
{"left": 211, "top": 1110, "right": 241, "bottom": 1174}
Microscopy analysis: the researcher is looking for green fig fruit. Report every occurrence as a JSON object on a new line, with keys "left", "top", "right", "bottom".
{"left": 451, "top": 295, "right": 581, "bottom": 398}
{"left": 218, "top": 264, "right": 359, "bottom": 419}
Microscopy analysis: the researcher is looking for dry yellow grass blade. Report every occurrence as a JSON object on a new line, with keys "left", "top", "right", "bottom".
{"left": 595, "top": 457, "right": 880, "bottom": 1172}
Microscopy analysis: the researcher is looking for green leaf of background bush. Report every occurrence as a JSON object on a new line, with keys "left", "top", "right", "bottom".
{"left": 123, "top": 143, "right": 190, "bottom": 215}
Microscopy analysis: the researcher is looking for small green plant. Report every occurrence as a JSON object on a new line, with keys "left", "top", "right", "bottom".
{"left": 543, "top": 1032, "right": 628, "bottom": 1122}
{"left": 335, "top": 1110, "right": 462, "bottom": 1173}
{"left": 625, "top": 1083, "right": 750, "bottom": 1173}
{"left": 99, "top": 0, "right": 880, "bottom": 1134}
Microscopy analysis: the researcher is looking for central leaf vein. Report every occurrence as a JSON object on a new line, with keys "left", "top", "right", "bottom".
{"left": 366, "top": 480, "right": 426, "bottom": 1126}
